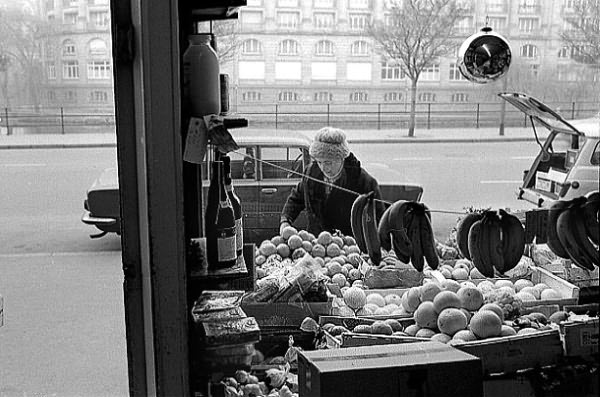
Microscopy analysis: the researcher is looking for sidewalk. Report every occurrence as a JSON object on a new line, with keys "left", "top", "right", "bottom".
{"left": 0, "top": 125, "right": 545, "bottom": 149}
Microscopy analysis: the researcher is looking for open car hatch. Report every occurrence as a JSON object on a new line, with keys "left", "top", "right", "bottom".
{"left": 498, "top": 92, "right": 584, "bottom": 135}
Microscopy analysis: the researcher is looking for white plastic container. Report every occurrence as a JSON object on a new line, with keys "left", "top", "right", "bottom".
{"left": 183, "top": 34, "right": 221, "bottom": 117}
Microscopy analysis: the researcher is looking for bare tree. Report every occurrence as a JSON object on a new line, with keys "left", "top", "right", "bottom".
{"left": 197, "top": 19, "right": 241, "bottom": 67}
{"left": 368, "top": 0, "right": 470, "bottom": 136}
{"left": 560, "top": 0, "right": 600, "bottom": 68}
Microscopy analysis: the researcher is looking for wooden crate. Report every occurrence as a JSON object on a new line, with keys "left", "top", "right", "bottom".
{"left": 340, "top": 333, "right": 429, "bottom": 347}
{"left": 241, "top": 300, "right": 333, "bottom": 328}
{"left": 529, "top": 266, "right": 579, "bottom": 308}
{"left": 453, "top": 329, "right": 563, "bottom": 376}
{"left": 561, "top": 318, "right": 599, "bottom": 357}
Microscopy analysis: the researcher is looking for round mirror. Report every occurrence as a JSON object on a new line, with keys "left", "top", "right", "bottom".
{"left": 457, "top": 27, "right": 511, "bottom": 84}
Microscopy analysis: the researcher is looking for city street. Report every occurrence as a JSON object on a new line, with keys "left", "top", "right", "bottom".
{"left": 0, "top": 140, "right": 540, "bottom": 396}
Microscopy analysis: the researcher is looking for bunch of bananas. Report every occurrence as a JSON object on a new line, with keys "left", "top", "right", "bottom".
{"left": 546, "top": 191, "right": 599, "bottom": 271}
{"left": 456, "top": 210, "right": 525, "bottom": 277}
{"left": 351, "top": 194, "right": 438, "bottom": 272}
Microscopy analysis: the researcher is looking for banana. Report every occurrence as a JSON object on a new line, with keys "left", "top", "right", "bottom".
{"left": 456, "top": 212, "right": 483, "bottom": 260}
{"left": 499, "top": 209, "right": 526, "bottom": 273}
{"left": 583, "top": 191, "right": 599, "bottom": 245}
{"left": 377, "top": 203, "right": 393, "bottom": 252}
{"left": 351, "top": 192, "right": 371, "bottom": 253}
{"left": 570, "top": 199, "right": 599, "bottom": 268}
{"left": 546, "top": 199, "right": 571, "bottom": 259}
{"left": 556, "top": 200, "right": 596, "bottom": 271}
{"left": 390, "top": 228, "right": 412, "bottom": 264}
{"left": 362, "top": 193, "right": 382, "bottom": 266}
{"left": 419, "top": 213, "right": 439, "bottom": 270}
{"left": 468, "top": 219, "right": 494, "bottom": 277}
{"left": 406, "top": 206, "right": 424, "bottom": 272}
{"left": 483, "top": 211, "right": 505, "bottom": 274}
{"left": 386, "top": 200, "right": 414, "bottom": 261}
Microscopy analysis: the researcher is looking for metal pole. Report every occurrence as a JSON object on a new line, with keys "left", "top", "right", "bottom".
{"left": 60, "top": 107, "right": 65, "bottom": 134}
{"left": 4, "top": 107, "right": 10, "bottom": 136}
{"left": 427, "top": 103, "right": 431, "bottom": 129}
{"left": 476, "top": 103, "right": 480, "bottom": 129}
{"left": 571, "top": 102, "right": 575, "bottom": 119}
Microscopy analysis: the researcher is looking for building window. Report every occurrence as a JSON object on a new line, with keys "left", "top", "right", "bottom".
{"left": 90, "top": 11, "right": 109, "bottom": 28}
{"left": 314, "top": 12, "right": 335, "bottom": 29}
{"left": 90, "top": 90, "right": 109, "bottom": 103}
{"left": 449, "top": 63, "right": 467, "bottom": 80}
{"left": 487, "top": 17, "right": 506, "bottom": 30}
{"left": 89, "top": 39, "right": 108, "bottom": 56}
{"left": 63, "top": 0, "right": 77, "bottom": 6}
{"left": 528, "top": 64, "right": 539, "bottom": 78}
{"left": 314, "top": 0, "right": 334, "bottom": 8}
{"left": 278, "top": 91, "right": 299, "bottom": 102}
{"left": 418, "top": 92, "right": 436, "bottom": 102}
{"left": 349, "top": 91, "right": 368, "bottom": 102}
{"left": 46, "top": 0, "right": 55, "bottom": 9}
{"left": 278, "top": 0, "right": 298, "bottom": 6}
{"left": 62, "top": 60, "right": 79, "bottom": 79}
{"left": 315, "top": 40, "right": 334, "bottom": 56}
{"left": 47, "top": 91, "right": 56, "bottom": 102}
{"left": 518, "top": 0, "right": 539, "bottom": 13}
{"left": 277, "top": 11, "right": 300, "bottom": 29}
{"left": 314, "top": 91, "right": 333, "bottom": 102}
{"left": 242, "top": 91, "right": 262, "bottom": 102}
{"left": 381, "top": 61, "right": 404, "bottom": 80}
{"left": 278, "top": 39, "right": 299, "bottom": 55}
{"left": 350, "top": 40, "right": 369, "bottom": 56}
{"left": 63, "top": 11, "right": 78, "bottom": 24}
{"left": 384, "top": 92, "right": 402, "bottom": 102}
{"left": 451, "top": 93, "right": 469, "bottom": 102}
{"left": 558, "top": 46, "right": 570, "bottom": 58}
{"left": 64, "top": 90, "right": 77, "bottom": 102}
{"left": 47, "top": 62, "right": 56, "bottom": 79}
{"left": 486, "top": 0, "right": 507, "bottom": 13}
{"left": 349, "top": 0, "right": 370, "bottom": 9}
{"left": 241, "top": 10, "right": 263, "bottom": 26}
{"left": 349, "top": 13, "right": 370, "bottom": 30}
{"left": 518, "top": 17, "right": 538, "bottom": 32}
{"left": 62, "top": 40, "right": 76, "bottom": 56}
{"left": 242, "top": 39, "right": 262, "bottom": 55}
{"left": 87, "top": 61, "right": 112, "bottom": 79}
{"left": 421, "top": 64, "right": 440, "bottom": 80}
{"left": 520, "top": 44, "right": 538, "bottom": 58}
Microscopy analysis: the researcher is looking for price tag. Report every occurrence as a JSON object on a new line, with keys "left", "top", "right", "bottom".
{"left": 183, "top": 117, "right": 208, "bottom": 164}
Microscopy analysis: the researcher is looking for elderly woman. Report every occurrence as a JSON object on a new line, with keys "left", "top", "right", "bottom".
{"left": 279, "top": 127, "right": 383, "bottom": 237}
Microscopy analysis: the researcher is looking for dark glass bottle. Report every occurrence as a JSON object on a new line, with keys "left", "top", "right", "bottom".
{"left": 222, "top": 155, "right": 243, "bottom": 259}
{"left": 205, "top": 159, "right": 237, "bottom": 268}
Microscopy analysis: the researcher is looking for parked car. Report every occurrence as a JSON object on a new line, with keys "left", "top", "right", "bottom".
{"left": 500, "top": 92, "right": 600, "bottom": 208}
{"left": 82, "top": 129, "right": 423, "bottom": 242}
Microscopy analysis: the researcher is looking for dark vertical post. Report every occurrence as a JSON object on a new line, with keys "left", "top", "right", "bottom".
{"left": 275, "top": 104, "right": 278, "bottom": 130}
{"left": 476, "top": 103, "right": 480, "bottom": 129}
{"left": 60, "top": 107, "right": 65, "bottom": 134}
{"left": 427, "top": 103, "right": 431, "bottom": 129}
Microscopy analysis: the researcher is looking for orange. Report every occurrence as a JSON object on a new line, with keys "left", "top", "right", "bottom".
{"left": 457, "top": 286, "right": 484, "bottom": 311}
{"left": 432, "top": 290, "right": 462, "bottom": 313}
{"left": 414, "top": 301, "right": 439, "bottom": 329}
{"left": 420, "top": 282, "right": 442, "bottom": 302}
{"left": 469, "top": 310, "right": 502, "bottom": 339}
{"left": 437, "top": 308, "right": 468, "bottom": 336}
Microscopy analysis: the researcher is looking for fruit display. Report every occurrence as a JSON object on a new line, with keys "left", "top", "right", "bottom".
{"left": 547, "top": 193, "right": 599, "bottom": 271}
{"left": 456, "top": 209, "right": 526, "bottom": 277}
{"left": 220, "top": 369, "right": 298, "bottom": 397}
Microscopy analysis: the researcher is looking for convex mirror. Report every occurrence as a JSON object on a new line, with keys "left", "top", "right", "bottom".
{"left": 457, "top": 27, "right": 511, "bottom": 84}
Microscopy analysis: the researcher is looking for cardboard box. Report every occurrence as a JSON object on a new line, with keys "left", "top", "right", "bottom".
{"left": 241, "top": 301, "right": 332, "bottom": 328}
{"left": 561, "top": 318, "right": 599, "bottom": 357}
{"left": 297, "top": 342, "right": 483, "bottom": 397}
{"left": 453, "top": 329, "right": 563, "bottom": 376}
{"left": 535, "top": 171, "right": 553, "bottom": 192}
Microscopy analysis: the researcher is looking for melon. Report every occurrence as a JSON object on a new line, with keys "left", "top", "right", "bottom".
{"left": 384, "top": 303, "right": 400, "bottom": 313}
{"left": 495, "top": 280, "right": 514, "bottom": 289}
{"left": 457, "top": 286, "right": 484, "bottom": 311}
{"left": 533, "top": 283, "right": 551, "bottom": 294}
{"left": 343, "top": 287, "right": 367, "bottom": 310}
{"left": 384, "top": 319, "right": 403, "bottom": 332}
{"left": 384, "top": 293, "right": 402, "bottom": 306}
{"left": 281, "top": 226, "right": 298, "bottom": 240}
{"left": 479, "top": 303, "right": 505, "bottom": 321}
{"left": 515, "top": 291, "right": 537, "bottom": 302}
{"left": 373, "top": 307, "right": 390, "bottom": 316}
{"left": 291, "top": 247, "right": 307, "bottom": 260}
{"left": 451, "top": 268, "right": 469, "bottom": 281}
{"left": 460, "top": 281, "right": 477, "bottom": 289}
{"left": 437, "top": 308, "right": 468, "bottom": 336}
{"left": 353, "top": 324, "right": 372, "bottom": 334}
{"left": 500, "top": 325, "right": 517, "bottom": 336}
{"left": 331, "top": 273, "right": 347, "bottom": 288}
{"left": 517, "top": 327, "right": 538, "bottom": 335}
{"left": 336, "top": 306, "right": 355, "bottom": 317}
{"left": 420, "top": 282, "right": 442, "bottom": 302}
{"left": 549, "top": 311, "right": 569, "bottom": 324}
{"left": 477, "top": 280, "right": 495, "bottom": 292}
{"left": 355, "top": 307, "right": 373, "bottom": 316}
{"left": 433, "top": 290, "right": 462, "bottom": 313}
{"left": 312, "top": 244, "right": 326, "bottom": 258}
{"left": 301, "top": 240, "right": 313, "bottom": 253}
{"left": 431, "top": 333, "right": 452, "bottom": 344}
{"left": 520, "top": 286, "right": 540, "bottom": 299}
{"left": 327, "top": 262, "right": 343, "bottom": 276}
{"left": 513, "top": 279, "right": 534, "bottom": 292}
{"left": 326, "top": 243, "right": 342, "bottom": 257}
{"left": 469, "top": 267, "right": 485, "bottom": 279}
{"left": 298, "top": 230, "right": 312, "bottom": 241}
{"left": 469, "top": 310, "right": 502, "bottom": 339}
{"left": 540, "top": 289, "right": 562, "bottom": 300}
{"left": 276, "top": 243, "right": 291, "bottom": 258}
{"left": 329, "top": 325, "right": 349, "bottom": 336}
{"left": 287, "top": 235, "right": 303, "bottom": 250}
{"left": 404, "top": 324, "right": 421, "bottom": 336}
{"left": 452, "top": 329, "right": 478, "bottom": 342}
{"left": 371, "top": 321, "right": 393, "bottom": 336}
{"left": 364, "top": 303, "right": 380, "bottom": 313}
{"left": 255, "top": 255, "right": 266, "bottom": 266}
{"left": 259, "top": 241, "right": 277, "bottom": 257}
{"left": 440, "top": 279, "right": 461, "bottom": 293}
{"left": 415, "top": 328, "right": 436, "bottom": 338}
{"left": 317, "top": 231, "right": 334, "bottom": 246}
{"left": 271, "top": 235, "right": 285, "bottom": 246}
{"left": 344, "top": 236, "right": 357, "bottom": 246}
{"left": 366, "top": 293, "right": 386, "bottom": 307}
{"left": 414, "top": 301, "right": 439, "bottom": 329}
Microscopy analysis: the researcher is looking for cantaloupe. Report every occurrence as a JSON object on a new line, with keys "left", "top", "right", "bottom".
{"left": 343, "top": 287, "right": 367, "bottom": 310}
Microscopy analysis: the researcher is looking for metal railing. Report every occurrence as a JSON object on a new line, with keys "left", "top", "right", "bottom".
{"left": 1, "top": 101, "right": 598, "bottom": 134}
